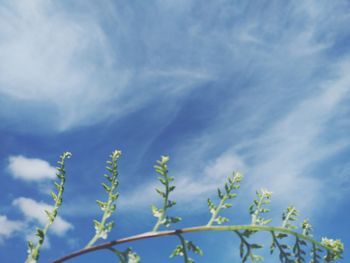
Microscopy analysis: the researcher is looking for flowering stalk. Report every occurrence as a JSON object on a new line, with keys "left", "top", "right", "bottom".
{"left": 151, "top": 156, "right": 180, "bottom": 232}
{"left": 25, "top": 152, "right": 72, "bottom": 263}
{"left": 85, "top": 150, "right": 121, "bottom": 248}
{"left": 207, "top": 172, "right": 243, "bottom": 226}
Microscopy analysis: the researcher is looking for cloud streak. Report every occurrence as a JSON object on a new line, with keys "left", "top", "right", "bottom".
{"left": 117, "top": 1, "right": 350, "bottom": 217}
{"left": 0, "top": 0, "right": 211, "bottom": 132}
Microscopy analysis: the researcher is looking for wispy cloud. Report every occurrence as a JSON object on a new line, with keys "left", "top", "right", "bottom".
{"left": 0, "top": 1, "right": 210, "bottom": 132}
{"left": 8, "top": 156, "right": 56, "bottom": 181}
{"left": 117, "top": 1, "right": 350, "bottom": 216}
{"left": 243, "top": 61, "right": 350, "bottom": 210}
{"left": 12, "top": 197, "right": 73, "bottom": 236}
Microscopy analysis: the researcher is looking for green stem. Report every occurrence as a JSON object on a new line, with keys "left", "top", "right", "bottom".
{"left": 108, "top": 247, "right": 126, "bottom": 263}
{"left": 53, "top": 225, "right": 333, "bottom": 263}
{"left": 281, "top": 207, "right": 296, "bottom": 228}
{"left": 152, "top": 181, "right": 169, "bottom": 232}
{"left": 85, "top": 151, "right": 120, "bottom": 248}
{"left": 251, "top": 195, "right": 264, "bottom": 225}
{"left": 234, "top": 231, "right": 255, "bottom": 262}
{"left": 85, "top": 194, "right": 114, "bottom": 248}
{"left": 26, "top": 152, "right": 71, "bottom": 263}
{"left": 271, "top": 231, "right": 291, "bottom": 261}
{"left": 207, "top": 196, "right": 227, "bottom": 226}
{"left": 176, "top": 234, "right": 189, "bottom": 263}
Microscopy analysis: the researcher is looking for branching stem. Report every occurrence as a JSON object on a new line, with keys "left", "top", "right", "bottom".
{"left": 282, "top": 206, "right": 296, "bottom": 228}
{"left": 25, "top": 152, "right": 71, "bottom": 263}
{"left": 176, "top": 234, "right": 189, "bottom": 263}
{"left": 251, "top": 194, "right": 264, "bottom": 225}
{"left": 207, "top": 196, "right": 227, "bottom": 226}
{"left": 53, "top": 225, "right": 333, "bottom": 263}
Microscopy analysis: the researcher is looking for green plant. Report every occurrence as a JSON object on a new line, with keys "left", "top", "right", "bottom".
{"left": 85, "top": 150, "right": 121, "bottom": 248}
{"left": 24, "top": 150, "right": 344, "bottom": 263}
{"left": 25, "top": 152, "right": 72, "bottom": 263}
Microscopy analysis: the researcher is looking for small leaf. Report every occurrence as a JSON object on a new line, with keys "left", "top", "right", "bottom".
{"left": 215, "top": 216, "right": 229, "bottom": 224}
{"left": 96, "top": 200, "right": 107, "bottom": 211}
{"left": 36, "top": 228, "right": 44, "bottom": 240}
{"left": 155, "top": 188, "right": 166, "bottom": 198}
{"left": 222, "top": 203, "right": 233, "bottom": 209}
{"left": 102, "top": 183, "right": 111, "bottom": 193}
{"left": 94, "top": 220, "right": 101, "bottom": 231}
{"left": 51, "top": 192, "right": 58, "bottom": 202}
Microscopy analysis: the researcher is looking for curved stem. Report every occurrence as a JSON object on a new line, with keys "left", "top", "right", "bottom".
{"left": 176, "top": 234, "right": 189, "bottom": 263}
{"left": 53, "top": 225, "right": 331, "bottom": 263}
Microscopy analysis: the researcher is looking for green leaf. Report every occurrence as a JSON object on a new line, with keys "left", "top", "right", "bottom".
{"left": 222, "top": 203, "right": 233, "bottom": 209}
{"left": 151, "top": 205, "right": 162, "bottom": 218}
{"left": 94, "top": 220, "right": 101, "bottom": 232}
{"left": 164, "top": 216, "right": 181, "bottom": 227}
{"left": 214, "top": 216, "right": 229, "bottom": 224}
{"left": 27, "top": 240, "right": 34, "bottom": 253}
{"left": 101, "top": 183, "right": 111, "bottom": 193}
{"left": 51, "top": 192, "right": 58, "bottom": 202}
{"left": 170, "top": 245, "right": 184, "bottom": 257}
{"left": 36, "top": 228, "right": 44, "bottom": 240}
{"left": 155, "top": 188, "right": 166, "bottom": 198}
{"left": 96, "top": 200, "right": 107, "bottom": 211}
{"left": 45, "top": 210, "right": 54, "bottom": 222}
{"left": 207, "top": 198, "right": 216, "bottom": 214}
{"left": 186, "top": 240, "right": 203, "bottom": 256}
{"left": 105, "top": 221, "right": 115, "bottom": 232}
{"left": 217, "top": 188, "right": 224, "bottom": 199}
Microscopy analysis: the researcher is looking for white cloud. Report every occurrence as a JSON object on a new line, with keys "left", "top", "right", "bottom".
{"left": 0, "top": 215, "right": 23, "bottom": 242}
{"left": 12, "top": 197, "right": 73, "bottom": 236}
{"left": 8, "top": 155, "right": 56, "bottom": 181}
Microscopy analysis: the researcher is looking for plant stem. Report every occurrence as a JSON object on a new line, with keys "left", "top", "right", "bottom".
{"left": 85, "top": 194, "right": 114, "bottom": 248}
{"left": 281, "top": 207, "right": 296, "bottom": 228}
{"left": 53, "top": 225, "right": 332, "bottom": 263}
{"left": 206, "top": 196, "right": 227, "bottom": 226}
{"left": 234, "top": 231, "right": 255, "bottom": 262}
{"left": 251, "top": 194, "right": 265, "bottom": 225}
{"left": 152, "top": 181, "right": 169, "bottom": 232}
{"left": 85, "top": 150, "right": 121, "bottom": 248}
{"left": 176, "top": 234, "right": 189, "bottom": 263}
{"left": 25, "top": 152, "right": 71, "bottom": 263}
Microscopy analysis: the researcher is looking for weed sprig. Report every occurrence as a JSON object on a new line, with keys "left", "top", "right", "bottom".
{"left": 25, "top": 152, "right": 71, "bottom": 263}
{"left": 22, "top": 150, "right": 343, "bottom": 263}
{"left": 86, "top": 150, "right": 121, "bottom": 248}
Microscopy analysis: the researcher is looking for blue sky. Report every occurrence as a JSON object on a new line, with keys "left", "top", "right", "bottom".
{"left": 0, "top": 0, "right": 349, "bottom": 262}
